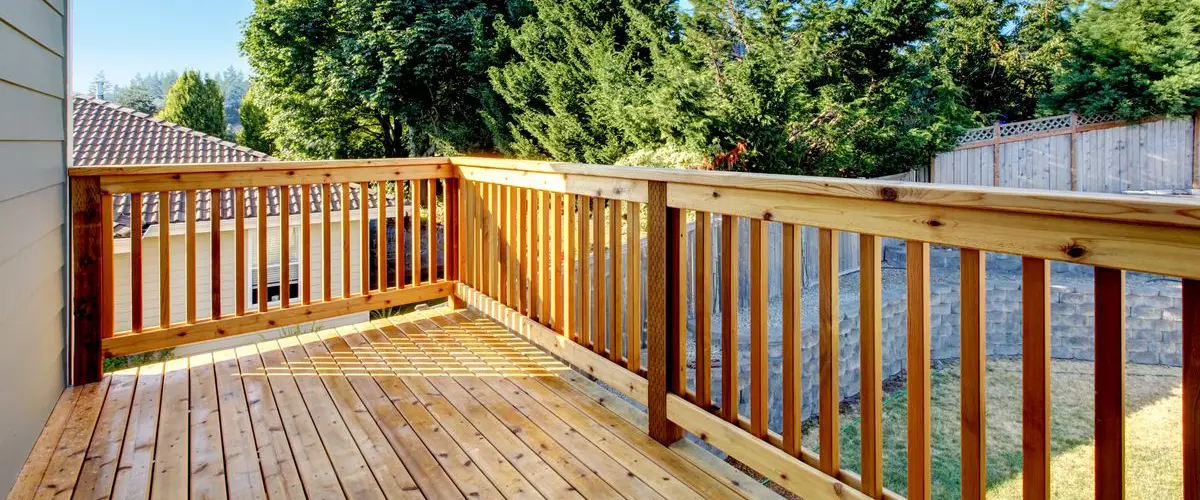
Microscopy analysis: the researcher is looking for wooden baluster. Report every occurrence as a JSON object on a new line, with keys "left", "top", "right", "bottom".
{"left": 186, "top": 190, "right": 197, "bottom": 323}
{"left": 448, "top": 178, "right": 460, "bottom": 283}
{"left": 593, "top": 197, "right": 605, "bottom": 356}
{"left": 721, "top": 215, "right": 740, "bottom": 423}
{"left": 609, "top": 201, "right": 622, "bottom": 362}
{"left": 860, "top": 235, "right": 883, "bottom": 494}
{"left": 131, "top": 193, "right": 144, "bottom": 332}
{"left": 342, "top": 183, "right": 351, "bottom": 297}
{"left": 395, "top": 181, "right": 405, "bottom": 289}
{"left": 1095, "top": 267, "right": 1125, "bottom": 500}
{"left": 498, "top": 185, "right": 509, "bottom": 305}
{"left": 695, "top": 211, "right": 713, "bottom": 405}
{"left": 490, "top": 184, "right": 499, "bottom": 298}
{"left": 1022, "top": 256, "right": 1050, "bottom": 500}
{"left": 961, "top": 248, "right": 987, "bottom": 500}
{"left": 541, "top": 191, "right": 552, "bottom": 325}
{"left": 819, "top": 228, "right": 840, "bottom": 474}
{"left": 322, "top": 183, "right": 332, "bottom": 302}
{"left": 235, "top": 188, "right": 245, "bottom": 316}
{"left": 751, "top": 218, "right": 769, "bottom": 439}
{"left": 427, "top": 178, "right": 437, "bottom": 283}
{"left": 481, "top": 184, "right": 491, "bottom": 295}
{"left": 531, "top": 189, "right": 541, "bottom": 320}
{"left": 627, "top": 201, "right": 642, "bottom": 371}
{"left": 210, "top": 189, "right": 221, "bottom": 320}
{"left": 648, "top": 180, "right": 683, "bottom": 444}
{"left": 69, "top": 177, "right": 106, "bottom": 384}
{"left": 280, "top": 186, "right": 290, "bottom": 309}
{"left": 521, "top": 188, "right": 531, "bottom": 315}
{"left": 909, "top": 241, "right": 932, "bottom": 499}
{"left": 1185, "top": 279, "right": 1199, "bottom": 500}
{"left": 101, "top": 192, "right": 114, "bottom": 341}
{"left": 377, "top": 181, "right": 388, "bottom": 291}
{"left": 257, "top": 188, "right": 268, "bottom": 312}
{"left": 579, "top": 196, "right": 591, "bottom": 348}
{"left": 564, "top": 194, "right": 576, "bottom": 342}
{"left": 160, "top": 190, "right": 171, "bottom": 326}
{"left": 412, "top": 180, "right": 422, "bottom": 287}
{"left": 360, "top": 182, "right": 369, "bottom": 294}
{"left": 302, "top": 184, "right": 312, "bottom": 303}
{"left": 782, "top": 224, "right": 803, "bottom": 457}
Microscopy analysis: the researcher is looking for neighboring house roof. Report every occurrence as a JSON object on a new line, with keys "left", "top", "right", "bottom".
{"left": 72, "top": 96, "right": 396, "bottom": 237}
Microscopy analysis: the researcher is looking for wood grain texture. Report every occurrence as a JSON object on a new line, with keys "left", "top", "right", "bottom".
{"left": 303, "top": 184, "right": 313, "bottom": 303}
{"left": 1095, "top": 267, "right": 1125, "bottom": 500}
{"left": 908, "top": 241, "right": 931, "bottom": 500}
{"left": 1022, "top": 257, "right": 1051, "bottom": 500}
{"left": 859, "top": 234, "right": 883, "bottom": 497}
{"left": 186, "top": 190, "right": 197, "bottom": 323}
{"left": 818, "top": 228, "right": 840, "bottom": 474}
{"left": 721, "top": 215, "right": 740, "bottom": 423}
{"left": 210, "top": 189, "right": 221, "bottom": 320}
{"left": 377, "top": 182, "right": 387, "bottom": 291}
{"left": 412, "top": 180, "right": 423, "bottom": 288}
{"left": 695, "top": 211, "right": 713, "bottom": 406}
{"left": 960, "top": 248, "right": 986, "bottom": 500}
{"left": 541, "top": 190, "right": 552, "bottom": 322}
{"left": 578, "top": 196, "right": 591, "bottom": 348}
{"left": 782, "top": 224, "right": 802, "bottom": 456}
{"left": 71, "top": 177, "right": 104, "bottom": 384}
{"left": 342, "top": 183, "right": 351, "bottom": 297}
{"left": 609, "top": 199, "right": 622, "bottom": 362}
{"left": 564, "top": 194, "right": 576, "bottom": 341}
{"left": 360, "top": 182, "right": 371, "bottom": 294}
{"left": 627, "top": 201, "right": 642, "bottom": 372}
{"left": 552, "top": 193, "right": 564, "bottom": 332}
{"left": 280, "top": 186, "right": 291, "bottom": 309}
{"left": 258, "top": 188, "right": 268, "bottom": 313}
{"left": 322, "top": 183, "right": 332, "bottom": 301}
{"left": 427, "top": 178, "right": 437, "bottom": 283}
{"left": 132, "top": 192, "right": 144, "bottom": 331}
{"left": 750, "top": 218, "right": 768, "bottom": 439}
{"left": 235, "top": 188, "right": 245, "bottom": 316}
{"left": 92, "top": 163, "right": 453, "bottom": 193}
{"left": 592, "top": 197, "right": 605, "bottom": 356}
{"left": 160, "top": 190, "right": 172, "bottom": 327}
{"left": 647, "top": 181, "right": 683, "bottom": 444}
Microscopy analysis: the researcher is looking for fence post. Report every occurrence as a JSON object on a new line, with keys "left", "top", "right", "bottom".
{"left": 992, "top": 122, "right": 1001, "bottom": 186}
{"left": 1070, "top": 112, "right": 1079, "bottom": 191}
{"left": 647, "top": 180, "right": 684, "bottom": 445}
{"left": 70, "top": 176, "right": 109, "bottom": 385}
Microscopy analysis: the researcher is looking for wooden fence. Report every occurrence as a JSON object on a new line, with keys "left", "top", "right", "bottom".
{"left": 933, "top": 112, "right": 1200, "bottom": 192}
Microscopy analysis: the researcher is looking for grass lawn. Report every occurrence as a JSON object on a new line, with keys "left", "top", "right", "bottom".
{"left": 801, "top": 359, "right": 1182, "bottom": 499}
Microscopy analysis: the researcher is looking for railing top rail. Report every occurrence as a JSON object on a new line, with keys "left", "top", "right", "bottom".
{"left": 451, "top": 156, "right": 1200, "bottom": 230}
{"left": 68, "top": 157, "right": 450, "bottom": 177}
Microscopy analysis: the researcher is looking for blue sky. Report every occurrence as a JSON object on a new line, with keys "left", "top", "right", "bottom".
{"left": 71, "top": 0, "right": 254, "bottom": 92}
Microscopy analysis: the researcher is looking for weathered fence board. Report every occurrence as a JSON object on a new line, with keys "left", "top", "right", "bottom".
{"left": 936, "top": 113, "right": 1197, "bottom": 193}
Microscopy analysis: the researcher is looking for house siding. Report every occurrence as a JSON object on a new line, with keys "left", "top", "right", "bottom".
{"left": 0, "top": 0, "right": 69, "bottom": 495}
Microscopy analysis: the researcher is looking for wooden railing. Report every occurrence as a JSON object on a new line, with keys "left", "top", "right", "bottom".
{"left": 69, "top": 158, "right": 459, "bottom": 384}
{"left": 70, "top": 156, "right": 1199, "bottom": 499}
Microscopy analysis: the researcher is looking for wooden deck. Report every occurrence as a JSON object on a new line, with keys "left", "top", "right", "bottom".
{"left": 11, "top": 307, "right": 781, "bottom": 500}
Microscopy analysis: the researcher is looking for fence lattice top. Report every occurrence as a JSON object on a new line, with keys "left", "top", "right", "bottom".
{"left": 957, "top": 112, "right": 1130, "bottom": 145}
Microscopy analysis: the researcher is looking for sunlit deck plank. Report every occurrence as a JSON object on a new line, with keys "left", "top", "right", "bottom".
{"left": 34, "top": 377, "right": 110, "bottom": 499}
{"left": 233, "top": 344, "right": 317, "bottom": 499}
{"left": 9, "top": 387, "right": 79, "bottom": 499}
{"left": 189, "top": 353, "right": 228, "bottom": 500}
{"left": 72, "top": 368, "right": 136, "bottom": 500}
{"left": 111, "top": 363, "right": 164, "bottom": 499}
{"left": 211, "top": 348, "right": 268, "bottom": 500}
{"left": 151, "top": 357, "right": 189, "bottom": 500}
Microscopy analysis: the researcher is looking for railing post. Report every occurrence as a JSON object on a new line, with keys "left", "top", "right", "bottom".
{"left": 70, "top": 176, "right": 107, "bottom": 385}
{"left": 448, "top": 177, "right": 467, "bottom": 309}
{"left": 647, "top": 180, "right": 683, "bottom": 444}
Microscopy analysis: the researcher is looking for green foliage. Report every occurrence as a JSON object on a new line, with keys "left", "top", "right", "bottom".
{"left": 924, "top": 0, "right": 1070, "bottom": 122}
{"left": 241, "top": 0, "right": 530, "bottom": 160}
{"left": 1046, "top": 0, "right": 1200, "bottom": 119}
{"left": 219, "top": 67, "right": 250, "bottom": 127}
{"left": 113, "top": 83, "right": 159, "bottom": 115}
{"left": 237, "top": 85, "right": 274, "bottom": 154}
{"left": 158, "top": 71, "right": 228, "bottom": 138}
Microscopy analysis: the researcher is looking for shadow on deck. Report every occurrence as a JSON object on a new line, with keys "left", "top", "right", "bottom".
{"left": 11, "top": 307, "right": 780, "bottom": 500}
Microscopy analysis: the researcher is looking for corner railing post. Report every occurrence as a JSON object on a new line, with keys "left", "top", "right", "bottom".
{"left": 448, "top": 176, "right": 467, "bottom": 309}
{"left": 70, "top": 176, "right": 108, "bottom": 385}
{"left": 647, "top": 180, "right": 683, "bottom": 444}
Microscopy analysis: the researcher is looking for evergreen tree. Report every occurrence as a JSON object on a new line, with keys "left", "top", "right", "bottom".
{"left": 1046, "top": 0, "right": 1200, "bottom": 119}
{"left": 242, "top": 0, "right": 529, "bottom": 159}
{"left": 158, "top": 71, "right": 227, "bottom": 138}
{"left": 219, "top": 67, "right": 250, "bottom": 127}
{"left": 237, "top": 85, "right": 273, "bottom": 154}
{"left": 487, "top": 0, "right": 681, "bottom": 164}
{"left": 113, "top": 82, "right": 159, "bottom": 115}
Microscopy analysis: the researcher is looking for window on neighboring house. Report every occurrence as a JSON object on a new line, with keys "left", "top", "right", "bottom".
{"left": 249, "top": 228, "right": 301, "bottom": 305}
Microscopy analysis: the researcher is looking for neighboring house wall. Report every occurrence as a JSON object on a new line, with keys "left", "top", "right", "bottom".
{"left": 0, "top": 0, "right": 69, "bottom": 494}
{"left": 112, "top": 216, "right": 368, "bottom": 335}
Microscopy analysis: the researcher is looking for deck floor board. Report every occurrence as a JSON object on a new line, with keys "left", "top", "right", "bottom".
{"left": 13, "top": 306, "right": 775, "bottom": 500}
